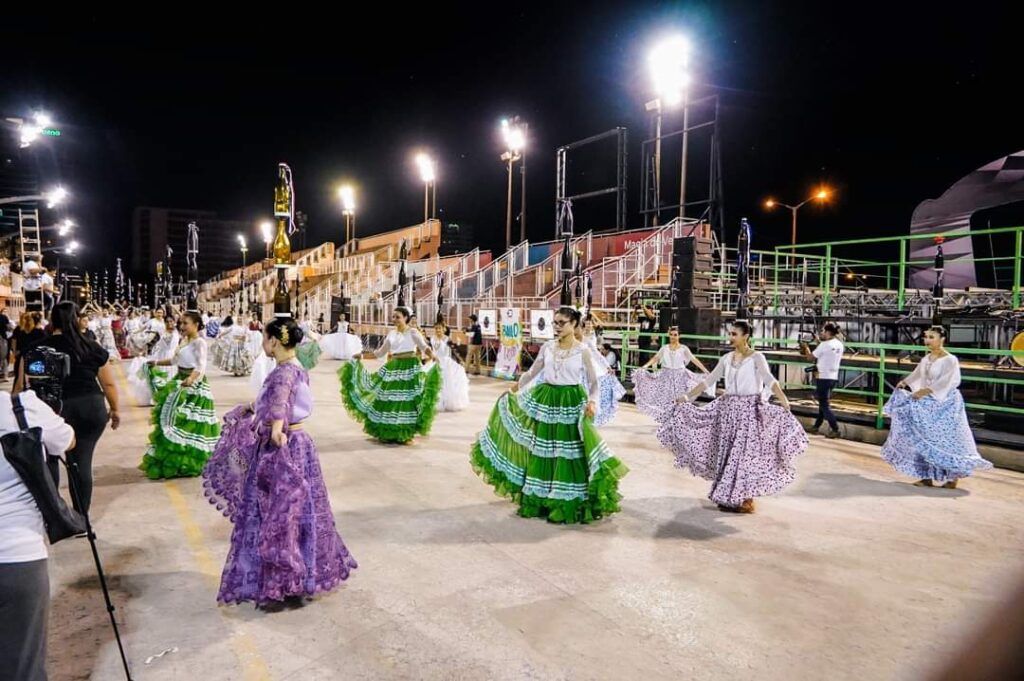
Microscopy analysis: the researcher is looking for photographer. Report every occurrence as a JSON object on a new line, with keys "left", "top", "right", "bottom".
{"left": 13, "top": 302, "right": 121, "bottom": 514}
{"left": 0, "top": 389, "right": 75, "bottom": 681}
{"left": 799, "top": 322, "right": 845, "bottom": 439}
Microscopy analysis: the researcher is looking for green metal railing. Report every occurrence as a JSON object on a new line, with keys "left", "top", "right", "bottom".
{"left": 617, "top": 330, "right": 1024, "bottom": 429}
{"left": 769, "top": 225, "right": 1024, "bottom": 313}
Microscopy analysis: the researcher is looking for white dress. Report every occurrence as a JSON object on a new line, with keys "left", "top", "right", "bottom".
{"left": 428, "top": 335, "right": 470, "bottom": 411}
{"left": 320, "top": 321, "right": 363, "bottom": 360}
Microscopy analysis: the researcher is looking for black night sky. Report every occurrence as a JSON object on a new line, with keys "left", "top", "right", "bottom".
{"left": 1, "top": 2, "right": 1019, "bottom": 273}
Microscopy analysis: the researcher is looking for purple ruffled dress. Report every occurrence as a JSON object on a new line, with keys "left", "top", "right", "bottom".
{"left": 203, "top": 361, "right": 357, "bottom": 605}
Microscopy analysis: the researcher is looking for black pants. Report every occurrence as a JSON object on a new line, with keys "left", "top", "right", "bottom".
{"left": 814, "top": 378, "right": 839, "bottom": 431}
{"left": 47, "top": 392, "right": 108, "bottom": 514}
{"left": 0, "top": 559, "right": 49, "bottom": 681}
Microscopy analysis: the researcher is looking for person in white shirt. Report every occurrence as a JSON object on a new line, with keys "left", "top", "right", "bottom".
{"left": 659, "top": 320, "right": 808, "bottom": 514}
{"left": 0, "top": 390, "right": 75, "bottom": 681}
{"left": 881, "top": 326, "right": 992, "bottom": 489}
{"left": 799, "top": 322, "right": 845, "bottom": 438}
{"left": 470, "top": 306, "right": 628, "bottom": 524}
{"left": 21, "top": 260, "right": 44, "bottom": 312}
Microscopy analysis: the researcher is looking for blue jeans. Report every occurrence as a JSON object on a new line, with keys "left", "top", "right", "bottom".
{"left": 814, "top": 378, "right": 839, "bottom": 430}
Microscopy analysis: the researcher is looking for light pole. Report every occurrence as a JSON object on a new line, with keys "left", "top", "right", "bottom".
{"left": 646, "top": 36, "right": 691, "bottom": 225}
{"left": 500, "top": 117, "right": 527, "bottom": 250}
{"left": 238, "top": 234, "right": 248, "bottom": 314}
{"left": 260, "top": 221, "right": 273, "bottom": 259}
{"left": 339, "top": 185, "right": 356, "bottom": 247}
{"left": 764, "top": 189, "right": 831, "bottom": 246}
{"left": 415, "top": 153, "right": 436, "bottom": 226}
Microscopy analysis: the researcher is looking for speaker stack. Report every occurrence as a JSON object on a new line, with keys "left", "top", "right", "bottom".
{"left": 330, "top": 294, "right": 351, "bottom": 328}
{"left": 659, "top": 236, "right": 722, "bottom": 336}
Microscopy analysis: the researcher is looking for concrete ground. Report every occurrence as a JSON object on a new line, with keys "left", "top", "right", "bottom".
{"left": 45, "top": 358, "right": 1024, "bottom": 681}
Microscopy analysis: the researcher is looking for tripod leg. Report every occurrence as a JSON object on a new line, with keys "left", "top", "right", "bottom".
{"left": 65, "top": 459, "right": 134, "bottom": 681}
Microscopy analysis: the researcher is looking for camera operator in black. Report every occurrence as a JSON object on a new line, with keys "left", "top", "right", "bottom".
{"left": 13, "top": 302, "right": 121, "bottom": 514}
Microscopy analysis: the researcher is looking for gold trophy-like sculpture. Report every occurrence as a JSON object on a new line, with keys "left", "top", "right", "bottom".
{"left": 273, "top": 163, "right": 294, "bottom": 318}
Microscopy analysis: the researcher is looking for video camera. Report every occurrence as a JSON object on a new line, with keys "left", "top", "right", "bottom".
{"left": 23, "top": 345, "right": 71, "bottom": 412}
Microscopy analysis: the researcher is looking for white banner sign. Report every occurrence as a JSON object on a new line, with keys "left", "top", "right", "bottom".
{"left": 478, "top": 309, "right": 497, "bottom": 337}
{"left": 493, "top": 308, "right": 522, "bottom": 380}
{"left": 530, "top": 309, "right": 554, "bottom": 340}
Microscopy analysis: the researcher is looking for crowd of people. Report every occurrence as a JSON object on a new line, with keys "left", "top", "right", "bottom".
{"left": 0, "top": 298, "right": 999, "bottom": 679}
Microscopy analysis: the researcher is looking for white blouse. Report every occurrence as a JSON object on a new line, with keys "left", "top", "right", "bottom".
{"left": 151, "top": 330, "right": 180, "bottom": 361}
{"left": 701, "top": 351, "right": 778, "bottom": 397}
{"left": 175, "top": 337, "right": 209, "bottom": 377}
{"left": 430, "top": 336, "right": 452, "bottom": 360}
{"left": 654, "top": 344, "right": 695, "bottom": 369}
{"left": 374, "top": 328, "right": 429, "bottom": 357}
{"left": 228, "top": 324, "right": 248, "bottom": 339}
{"left": 517, "top": 340, "right": 601, "bottom": 399}
{"left": 904, "top": 353, "right": 961, "bottom": 401}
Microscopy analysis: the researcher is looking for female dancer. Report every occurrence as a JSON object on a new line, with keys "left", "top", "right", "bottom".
{"left": 296, "top": 317, "right": 322, "bottom": 370}
{"left": 471, "top": 306, "right": 628, "bottom": 523}
{"left": 633, "top": 325, "right": 711, "bottom": 421}
{"left": 128, "top": 314, "right": 180, "bottom": 406}
{"left": 658, "top": 321, "right": 807, "bottom": 514}
{"left": 140, "top": 312, "right": 220, "bottom": 479}
{"left": 320, "top": 319, "right": 363, "bottom": 360}
{"left": 203, "top": 318, "right": 357, "bottom": 609}
{"left": 338, "top": 306, "right": 440, "bottom": 444}
{"left": 881, "top": 326, "right": 991, "bottom": 488}
{"left": 94, "top": 307, "right": 120, "bottom": 362}
{"left": 429, "top": 321, "right": 470, "bottom": 412}
{"left": 216, "top": 315, "right": 255, "bottom": 377}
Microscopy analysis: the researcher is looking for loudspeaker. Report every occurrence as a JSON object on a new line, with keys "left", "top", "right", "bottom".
{"left": 672, "top": 251, "right": 714, "bottom": 273}
{"left": 672, "top": 236, "right": 714, "bottom": 258}
{"left": 659, "top": 306, "right": 722, "bottom": 337}
{"left": 329, "top": 295, "right": 350, "bottom": 328}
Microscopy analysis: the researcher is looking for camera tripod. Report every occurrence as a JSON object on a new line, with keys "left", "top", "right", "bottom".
{"left": 62, "top": 455, "right": 134, "bottom": 680}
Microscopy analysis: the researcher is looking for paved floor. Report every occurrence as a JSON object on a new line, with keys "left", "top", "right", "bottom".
{"left": 45, "top": 358, "right": 1024, "bottom": 680}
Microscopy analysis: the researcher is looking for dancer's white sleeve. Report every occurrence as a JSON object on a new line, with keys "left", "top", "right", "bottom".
{"left": 581, "top": 346, "right": 602, "bottom": 401}
{"left": 753, "top": 352, "right": 779, "bottom": 390}
{"left": 700, "top": 356, "right": 727, "bottom": 389}
{"left": 372, "top": 334, "right": 392, "bottom": 359}
{"left": 517, "top": 344, "right": 546, "bottom": 391}
{"left": 928, "top": 356, "right": 961, "bottom": 401}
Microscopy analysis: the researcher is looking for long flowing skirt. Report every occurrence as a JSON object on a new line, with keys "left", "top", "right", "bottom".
{"left": 127, "top": 358, "right": 173, "bottom": 406}
{"left": 217, "top": 340, "right": 254, "bottom": 377}
{"left": 338, "top": 356, "right": 441, "bottom": 443}
{"left": 432, "top": 356, "right": 470, "bottom": 412}
{"left": 202, "top": 407, "right": 358, "bottom": 605}
{"left": 321, "top": 332, "right": 363, "bottom": 360}
{"left": 296, "top": 341, "right": 322, "bottom": 370}
{"left": 139, "top": 371, "right": 221, "bottom": 480}
{"left": 471, "top": 383, "right": 628, "bottom": 523}
{"left": 632, "top": 367, "right": 707, "bottom": 422}
{"left": 657, "top": 395, "right": 808, "bottom": 507}
{"left": 881, "top": 390, "right": 991, "bottom": 482}
{"left": 592, "top": 373, "right": 627, "bottom": 426}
